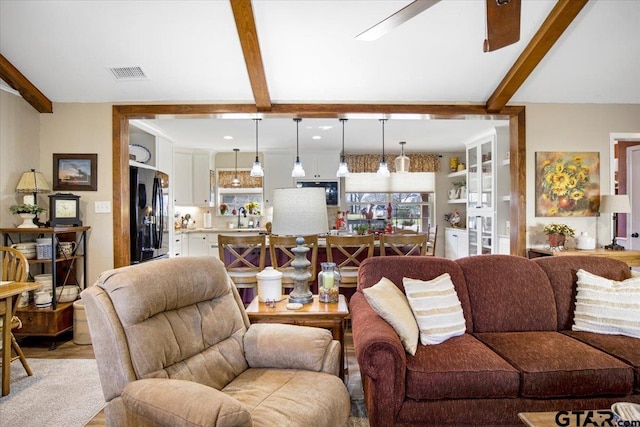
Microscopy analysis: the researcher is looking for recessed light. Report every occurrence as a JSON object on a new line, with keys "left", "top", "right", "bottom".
{"left": 318, "top": 126, "right": 333, "bottom": 131}
{"left": 224, "top": 136, "right": 234, "bottom": 140}
{"left": 312, "top": 136, "right": 321, "bottom": 140}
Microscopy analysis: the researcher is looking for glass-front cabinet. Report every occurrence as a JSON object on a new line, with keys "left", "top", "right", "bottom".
{"left": 466, "top": 127, "right": 510, "bottom": 255}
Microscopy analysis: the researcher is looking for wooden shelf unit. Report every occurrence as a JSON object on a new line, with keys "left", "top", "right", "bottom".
{"left": 1, "top": 226, "right": 90, "bottom": 339}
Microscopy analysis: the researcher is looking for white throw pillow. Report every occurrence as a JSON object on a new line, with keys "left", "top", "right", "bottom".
{"left": 403, "top": 273, "right": 466, "bottom": 345}
{"left": 573, "top": 269, "right": 640, "bottom": 338}
{"left": 363, "top": 277, "right": 419, "bottom": 355}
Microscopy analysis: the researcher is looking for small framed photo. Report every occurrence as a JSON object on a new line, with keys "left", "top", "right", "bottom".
{"left": 53, "top": 153, "right": 98, "bottom": 191}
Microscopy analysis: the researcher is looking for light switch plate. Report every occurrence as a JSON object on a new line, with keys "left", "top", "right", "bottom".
{"left": 95, "top": 201, "right": 111, "bottom": 213}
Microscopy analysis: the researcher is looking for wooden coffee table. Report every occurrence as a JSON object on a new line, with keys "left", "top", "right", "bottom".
{"left": 245, "top": 295, "right": 349, "bottom": 380}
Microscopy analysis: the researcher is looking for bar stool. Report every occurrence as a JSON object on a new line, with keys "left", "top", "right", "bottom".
{"left": 269, "top": 234, "right": 319, "bottom": 294}
{"left": 379, "top": 233, "right": 428, "bottom": 256}
{"left": 217, "top": 234, "right": 266, "bottom": 303}
{"left": 325, "top": 234, "right": 375, "bottom": 295}
{"left": 0, "top": 246, "right": 32, "bottom": 376}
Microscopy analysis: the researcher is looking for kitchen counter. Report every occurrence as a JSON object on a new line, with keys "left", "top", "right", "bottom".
{"left": 175, "top": 228, "right": 267, "bottom": 234}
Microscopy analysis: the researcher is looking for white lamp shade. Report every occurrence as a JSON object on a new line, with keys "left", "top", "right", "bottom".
{"left": 291, "top": 161, "right": 305, "bottom": 178}
{"left": 600, "top": 195, "right": 631, "bottom": 213}
{"left": 250, "top": 161, "right": 264, "bottom": 177}
{"left": 376, "top": 161, "right": 390, "bottom": 177}
{"left": 394, "top": 154, "right": 410, "bottom": 173}
{"left": 271, "top": 188, "right": 328, "bottom": 236}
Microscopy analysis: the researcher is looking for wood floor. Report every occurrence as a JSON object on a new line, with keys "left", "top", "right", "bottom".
{"left": 18, "top": 328, "right": 361, "bottom": 426}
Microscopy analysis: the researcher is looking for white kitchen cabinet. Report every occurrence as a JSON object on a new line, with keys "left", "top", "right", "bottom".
{"left": 299, "top": 152, "right": 339, "bottom": 179}
{"left": 444, "top": 228, "right": 469, "bottom": 259}
{"left": 465, "top": 127, "right": 509, "bottom": 256}
{"left": 187, "top": 233, "right": 208, "bottom": 257}
{"left": 192, "top": 152, "right": 213, "bottom": 206}
{"left": 208, "top": 234, "right": 219, "bottom": 259}
{"left": 263, "top": 152, "right": 294, "bottom": 205}
{"left": 157, "top": 137, "right": 173, "bottom": 176}
{"left": 174, "top": 152, "right": 193, "bottom": 206}
{"left": 172, "top": 234, "right": 183, "bottom": 257}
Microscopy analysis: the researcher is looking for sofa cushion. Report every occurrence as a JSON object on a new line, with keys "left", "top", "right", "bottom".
{"left": 564, "top": 330, "right": 640, "bottom": 393}
{"left": 476, "top": 331, "right": 633, "bottom": 398}
{"left": 533, "top": 256, "right": 631, "bottom": 331}
{"left": 573, "top": 269, "right": 640, "bottom": 338}
{"left": 405, "top": 333, "right": 520, "bottom": 400}
{"left": 457, "top": 255, "right": 557, "bottom": 332}
{"left": 358, "top": 257, "right": 473, "bottom": 332}
{"left": 224, "top": 368, "right": 351, "bottom": 427}
{"left": 363, "top": 277, "right": 419, "bottom": 355}
{"left": 403, "top": 274, "right": 466, "bottom": 345}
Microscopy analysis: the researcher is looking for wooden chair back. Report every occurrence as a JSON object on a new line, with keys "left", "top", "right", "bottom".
{"left": 269, "top": 235, "right": 319, "bottom": 289}
{"left": 0, "top": 246, "right": 33, "bottom": 376}
{"left": 217, "top": 234, "right": 266, "bottom": 289}
{"left": 426, "top": 225, "right": 438, "bottom": 256}
{"left": 325, "top": 234, "right": 375, "bottom": 289}
{"left": 379, "top": 233, "right": 428, "bottom": 256}
{"left": 0, "top": 246, "right": 29, "bottom": 282}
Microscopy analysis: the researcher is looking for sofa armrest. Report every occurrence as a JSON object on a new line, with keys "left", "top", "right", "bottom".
{"left": 244, "top": 323, "right": 338, "bottom": 374}
{"left": 351, "top": 291, "right": 407, "bottom": 426}
{"left": 121, "top": 378, "right": 252, "bottom": 427}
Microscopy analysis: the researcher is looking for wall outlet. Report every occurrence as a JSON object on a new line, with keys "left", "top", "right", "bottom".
{"left": 95, "top": 201, "right": 111, "bottom": 213}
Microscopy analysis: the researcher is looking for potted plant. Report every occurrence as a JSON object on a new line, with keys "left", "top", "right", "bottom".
{"left": 9, "top": 204, "right": 46, "bottom": 228}
{"left": 219, "top": 203, "right": 228, "bottom": 215}
{"left": 453, "top": 179, "right": 467, "bottom": 199}
{"left": 543, "top": 223, "right": 575, "bottom": 249}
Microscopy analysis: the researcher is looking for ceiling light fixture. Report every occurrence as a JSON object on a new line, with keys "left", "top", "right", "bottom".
{"left": 336, "top": 118, "right": 350, "bottom": 177}
{"left": 377, "top": 119, "right": 390, "bottom": 177}
{"left": 250, "top": 118, "right": 264, "bottom": 177}
{"left": 232, "top": 148, "right": 241, "bottom": 187}
{"left": 394, "top": 141, "right": 410, "bottom": 173}
{"left": 291, "top": 118, "right": 305, "bottom": 178}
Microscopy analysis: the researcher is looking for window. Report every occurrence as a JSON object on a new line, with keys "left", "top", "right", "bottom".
{"left": 345, "top": 192, "right": 433, "bottom": 233}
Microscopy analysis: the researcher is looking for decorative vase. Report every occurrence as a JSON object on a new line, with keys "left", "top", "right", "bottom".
{"left": 548, "top": 233, "right": 566, "bottom": 249}
{"left": 17, "top": 213, "right": 38, "bottom": 228}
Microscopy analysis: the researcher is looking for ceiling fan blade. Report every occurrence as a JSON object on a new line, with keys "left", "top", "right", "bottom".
{"left": 484, "top": 0, "right": 521, "bottom": 52}
{"left": 356, "top": 0, "right": 441, "bottom": 41}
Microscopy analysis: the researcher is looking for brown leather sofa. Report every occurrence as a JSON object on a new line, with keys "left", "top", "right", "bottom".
{"left": 82, "top": 257, "right": 351, "bottom": 427}
{"left": 351, "top": 255, "right": 640, "bottom": 426}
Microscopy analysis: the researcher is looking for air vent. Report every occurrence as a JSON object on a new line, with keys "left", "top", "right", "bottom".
{"left": 108, "top": 66, "right": 148, "bottom": 81}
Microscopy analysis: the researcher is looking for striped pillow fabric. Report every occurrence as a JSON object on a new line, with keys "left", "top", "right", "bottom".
{"left": 573, "top": 269, "right": 640, "bottom": 338}
{"left": 403, "top": 273, "right": 466, "bottom": 345}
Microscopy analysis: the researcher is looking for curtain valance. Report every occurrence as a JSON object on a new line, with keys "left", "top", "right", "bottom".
{"left": 343, "top": 153, "right": 440, "bottom": 173}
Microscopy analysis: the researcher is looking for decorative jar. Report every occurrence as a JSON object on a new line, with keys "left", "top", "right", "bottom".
{"left": 318, "top": 262, "right": 340, "bottom": 303}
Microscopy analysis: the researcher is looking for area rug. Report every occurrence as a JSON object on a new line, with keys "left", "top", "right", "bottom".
{"left": 0, "top": 358, "right": 104, "bottom": 427}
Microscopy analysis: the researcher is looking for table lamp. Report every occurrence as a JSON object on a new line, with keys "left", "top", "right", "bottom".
{"left": 600, "top": 194, "right": 631, "bottom": 251}
{"left": 271, "top": 188, "right": 328, "bottom": 304}
{"left": 16, "top": 169, "right": 50, "bottom": 206}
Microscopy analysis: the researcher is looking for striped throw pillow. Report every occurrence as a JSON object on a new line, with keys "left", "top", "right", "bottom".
{"left": 573, "top": 269, "right": 640, "bottom": 338}
{"left": 403, "top": 273, "right": 466, "bottom": 345}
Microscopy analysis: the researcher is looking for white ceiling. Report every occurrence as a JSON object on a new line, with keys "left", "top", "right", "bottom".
{"left": 2, "top": 0, "right": 638, "bottom": 153}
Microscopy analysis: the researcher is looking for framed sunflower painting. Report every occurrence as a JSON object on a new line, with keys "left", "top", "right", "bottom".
{"left": 535, "top": 152, "right": 600, "bottom": 217}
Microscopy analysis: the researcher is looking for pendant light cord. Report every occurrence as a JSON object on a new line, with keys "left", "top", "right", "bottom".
{"left": 254, "top": 118, "right": 260, "bottom": 162}
{"left": 380, "top": 118, "right": 387, "bottom": 162}
{"left": 340, "top": 118, "right": 347, "bottom": 162}
{"left": 294, "top": 118, "right": 302, "bottom": 162}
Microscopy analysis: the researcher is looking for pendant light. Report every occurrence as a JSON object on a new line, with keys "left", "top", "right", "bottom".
{"left": 377, "top": 119, "right": 390, "bottom": 177}
{"left": 394, "top": 141, "right": 410, "bottom": 173}
{"left": 291, "top": 118, "right": 305, "bottom": 178}
{"left": 250, "top": 118, "right": 264, "bottom": 177}
{"left": 231, "top": 148, "right": 241, "bottom": 187}
{"left": 336, "top": 118, "right": 350, "bottom": 177}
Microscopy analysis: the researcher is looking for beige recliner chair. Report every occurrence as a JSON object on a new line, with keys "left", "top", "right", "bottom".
{"left": 82, "top": 257, "right": 350, "bottom": 426}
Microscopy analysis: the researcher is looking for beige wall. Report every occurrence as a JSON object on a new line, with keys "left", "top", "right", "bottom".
{"left": 524, "top": 103, "right": 640, "bottom": 248}
{"left": 0, "top": 90, "right": 40, "bottom": 227}
{"left": 39, "top": 103, "right": 114, "bottom": 286}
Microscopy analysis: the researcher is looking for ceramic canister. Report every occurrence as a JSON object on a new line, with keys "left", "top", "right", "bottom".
{"left": 256, "top": 267, "right": 283, "bottom": 302}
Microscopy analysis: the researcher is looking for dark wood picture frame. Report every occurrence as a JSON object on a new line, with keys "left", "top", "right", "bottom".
{"left": 53, "top": 153, "right": 98, "bottom": 191}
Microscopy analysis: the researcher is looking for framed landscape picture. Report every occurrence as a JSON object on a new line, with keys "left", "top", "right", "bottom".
{"left": 53, "top": 153, "right": 98, "bottom": 191}
{"left": 535, "top": 151, "right": 600, "bottom": 217}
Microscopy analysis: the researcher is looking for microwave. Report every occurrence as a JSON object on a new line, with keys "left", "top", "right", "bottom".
{"left": 295, "top": 180, "right": 339, "bottom": 206}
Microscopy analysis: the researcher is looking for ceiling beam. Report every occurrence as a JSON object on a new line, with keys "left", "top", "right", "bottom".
{"left": 485, "top": 0, "right": 589, "bottom": 113}
{"left": 230, "top": 0, "right": 272, "bottom": 111}
{"left": 0, "top": 53, "right": 53, "bottom": 113}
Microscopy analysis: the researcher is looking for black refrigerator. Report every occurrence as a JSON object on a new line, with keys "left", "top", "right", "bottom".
{"left": 130, "top": 165, "right": 169, "bottom": 264}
